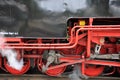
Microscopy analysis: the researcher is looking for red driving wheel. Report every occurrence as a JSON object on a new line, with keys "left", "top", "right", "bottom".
{"left": 4, "top": 58, "right": 30, "bottom": 75}
{"left": 4, "top": 49, "right": 31, "bottom": 75}
{"left": 37, "top": 58, "right": 66, "bottom": 76}
{"left": 83, "top": 64, "right": 104, "bottom": 77}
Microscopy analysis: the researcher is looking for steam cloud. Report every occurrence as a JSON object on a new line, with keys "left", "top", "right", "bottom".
{"left": 68, "top": 64, "right": 88, "bottom": 80}
{"left": 0, "top": 33, "right": 23, "bottom": 70}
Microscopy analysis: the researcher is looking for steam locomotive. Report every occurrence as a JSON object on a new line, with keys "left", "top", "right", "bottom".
{"left": 0, "top": 0, "right": 120, "bottom": 78}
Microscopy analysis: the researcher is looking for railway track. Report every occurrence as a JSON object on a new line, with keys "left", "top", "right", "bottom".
{"left": 0, "top": 74, "right": 69, "bottom": 80}
{"left": 0, "top": 74, "right": 119, "bottom": 80}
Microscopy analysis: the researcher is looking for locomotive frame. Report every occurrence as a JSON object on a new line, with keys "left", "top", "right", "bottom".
{"left": 0, "top": 18, "right": 120, "bottom": 77}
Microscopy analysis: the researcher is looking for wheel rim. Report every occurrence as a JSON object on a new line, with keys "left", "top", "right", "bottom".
{"left": 37, "top": 59, "right": 66, "bottom": 76}
{"left": 84, "top": 65, "right": 104, "bottom": 77}
{"left": 4, "top": 58, "right": 30, "bottom": 75}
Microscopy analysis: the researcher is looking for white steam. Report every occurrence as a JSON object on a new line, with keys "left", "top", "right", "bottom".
{"left": 68, "top": 64, "right": 88, "bottom": 80}
{"left": 0, "top": 33, "right": 23, "bottom": 71}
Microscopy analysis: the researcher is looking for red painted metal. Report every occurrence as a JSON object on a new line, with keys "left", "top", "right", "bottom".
{"left": 1, "top": 26, "right": 120, "bottom": 49}
{"left": 81, "top": 55, "right": 85, "bottom": 75}
{"left": 116, "top": 44, "right": 120, "bottom": 52}
{"left": 47, "top": 59, "right": 88, "bottom": 72}
{"left": 0, "top": 18, "right": 120, "bottom": 76}
{"left": 84, "top": 65, "right": 104, "bottom": 77}
{"left": 2, "top": 25, "right": 120, "bottom": 46}
{"left": 23, "top": 55, "right": 41, "bottom": 58}
{"left": 92, "top": 36, "right": 104, "bottom": 45}
{"left": 85, "top": 60, "right": 120, "bottom": 67}
{"left": 37, "top": 59, "right": 66, "bottom": 76}
{"left": 87, "top": 30, "right": 91, "bottom": 57}
{"left": 4, "top": 58, "right": 30, "bottom": 75}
